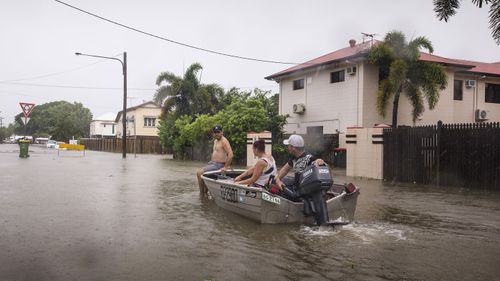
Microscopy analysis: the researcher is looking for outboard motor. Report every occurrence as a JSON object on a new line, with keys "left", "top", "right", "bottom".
{"left": 297, "top": 165, "right": 333, "bottom": 225}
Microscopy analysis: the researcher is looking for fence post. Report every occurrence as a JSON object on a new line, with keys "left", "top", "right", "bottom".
{"left": 436, "top": 120, "right": 442, "bottom": 186}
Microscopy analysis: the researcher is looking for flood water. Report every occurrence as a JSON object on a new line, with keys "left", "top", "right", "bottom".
{"left": 1, "top": 144, "right": 499, "bottom": 281}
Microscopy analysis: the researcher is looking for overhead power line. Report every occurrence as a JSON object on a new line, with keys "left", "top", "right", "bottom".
{"left": 54, "top": 0, "right": 307, "bottom": 65}
{"left": 0, "top": 81, "right": 154, "bottom": 91}
{"left": 0, "top": 57, "right": 120, "bottom": 83}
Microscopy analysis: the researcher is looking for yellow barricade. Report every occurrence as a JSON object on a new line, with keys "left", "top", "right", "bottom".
{"left": 58, "top": 143, "right": 85, "bottom": 151}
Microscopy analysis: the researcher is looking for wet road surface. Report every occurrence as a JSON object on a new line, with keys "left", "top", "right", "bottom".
{"left": 1, "top": 144, "right": 499, "bottom": 280}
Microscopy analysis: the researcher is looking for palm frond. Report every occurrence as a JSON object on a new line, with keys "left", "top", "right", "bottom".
{"left": 489, "top": 0, "right": 500, "bottom": 44}
{"left": 388, "top": 59, "right": 409, "bottom": 88}
{"left": 183, "top": 63, "right": 203, "bottom": 86}
{"left": 156, "top": 72, "right": 181, "bottom": 86}
{"left": 414, "top": 61, "right": 447, "bottom": 109}
{"left": 153, "top": 85, "right": 175, "bottom": 105}
{"left": 472, "top": 0, "right": 493, "bottom": 8}
{"left": 404, "top": 82, "right": 425, "bottom": 123}
{"left": 384, "top": 31, "right": 407, "bottom": 58}
{"left": 434, "top": 0, "right": 460, "bottom": 21}
{"left": 408, "top": 36, "right": 434, "bottom": 56}
{"left": 161, "top": 96, "right": 178, "bottom": 116}
{"left": 376, "top": 79, "right": 395, "bottom": 117}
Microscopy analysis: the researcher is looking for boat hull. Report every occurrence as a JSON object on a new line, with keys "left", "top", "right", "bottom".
{"left": 202, "top": 170, "right": 359, "bottom": 224}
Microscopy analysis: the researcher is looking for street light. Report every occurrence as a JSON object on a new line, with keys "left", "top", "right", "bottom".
{"left": 75, "top": 51, "right": 127, "bottom": 158}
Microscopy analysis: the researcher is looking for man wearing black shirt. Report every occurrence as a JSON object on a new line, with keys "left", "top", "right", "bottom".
{"left": 275, "top": 134, "right": 325, "bottom": 190}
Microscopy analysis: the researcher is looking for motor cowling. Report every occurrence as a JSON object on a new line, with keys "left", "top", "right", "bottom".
{"left": 297, "top": 165, "right": 333, "bottom": 225}
{"left": 297, "top": 165, "right": 333, "bottom": 196}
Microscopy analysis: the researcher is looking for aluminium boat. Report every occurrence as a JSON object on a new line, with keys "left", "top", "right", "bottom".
{"left": 201, "top": 167, "right": 359, "bottom": 225}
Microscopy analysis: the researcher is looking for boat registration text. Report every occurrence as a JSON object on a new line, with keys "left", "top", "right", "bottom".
{"left": 220, "top": 185, "right": 238, "bottom": 203}
{"left": 262, "top": 192, "right": 281, "bottom": 205}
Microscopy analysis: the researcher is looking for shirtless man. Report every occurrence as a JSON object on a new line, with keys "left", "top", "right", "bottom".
{"left": 197, "top": 125, "right": 233, "bottom": 194}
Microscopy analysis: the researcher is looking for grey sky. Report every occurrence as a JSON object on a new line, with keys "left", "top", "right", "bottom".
{"left": 1, "top": 0, "right": 498, "bottom": 126}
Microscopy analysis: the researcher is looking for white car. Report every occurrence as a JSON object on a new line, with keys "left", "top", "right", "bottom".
{"left": 46, "top": 140, "right": 57, "bottom": 148}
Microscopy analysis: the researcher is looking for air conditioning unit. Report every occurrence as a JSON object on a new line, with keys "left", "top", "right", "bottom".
{"left": 293, "top": 103, "right": 306, "bottom": 114}
{"left": 475, "top": 109, "right": 488, "bottom": 121}
{"left": 346, "top": 66, "right": 357, "bottom": 75}
{"left": 465, "top": 80, "right": 476, "bottom": 88}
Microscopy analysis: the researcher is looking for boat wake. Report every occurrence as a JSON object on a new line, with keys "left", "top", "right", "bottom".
{"left": 343, "top": 222, "right": 409, "bottom": 243}
{"left": 299, "top": 221, "right": 409, "bottom": 242}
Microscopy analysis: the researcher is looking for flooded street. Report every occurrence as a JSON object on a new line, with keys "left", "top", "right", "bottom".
{"left": 1, "top": 144, "right": 499, "bottom": 281}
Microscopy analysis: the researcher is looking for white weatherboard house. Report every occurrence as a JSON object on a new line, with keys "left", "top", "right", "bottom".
{"left": 90, "top": 112, "right": 117, "bottom": 137}
{"left": 265, "top": 39, "right": 500, "bottom": 146}
{"left": 115, "top": 101, "right": 162, "bottom": 137}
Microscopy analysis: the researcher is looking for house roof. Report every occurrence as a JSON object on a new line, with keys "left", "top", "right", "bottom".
{"left": 418, "top": 53, "right": 476, "bottom": 69}
{"left": 420, "top": 53, "right": 500, "bottom": 76}
{"left": 266, "top": 40, "right": 500, "bottom": 80}
{"left": 92, "top": 112, "right": 117, "bottom": 122}
{"left": 454, "top": 59, "right": 500, "bottom": 77}
{"left": 115, "top": 101, "right": 161, "bottom": 122}
{"left": 265, "top": 40, "right": 375, "bottom": 81}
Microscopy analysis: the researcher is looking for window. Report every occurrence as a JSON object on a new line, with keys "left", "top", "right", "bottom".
{"left": 307, "top": 126, "right": 323, "bottom": 135}
{"left": 486, "top": 83, "right": 500, "bottom": 104}
{"left": 330, "top": 70, "right": 345, "bottom": 83}
{"left": 144, "top": 117, "right": 156, "bottom": 127}
{"left": 293, "top": 79, "right": 304, "bottom": 90}
{"left": 112, "top": 125, "right": 115, "bottom": 134}
{"left": 454, "top": 80, "right": 463, "bottom": 100}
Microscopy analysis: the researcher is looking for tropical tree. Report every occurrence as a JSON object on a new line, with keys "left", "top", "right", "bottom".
{"left": 368, "top": 31, "right": 448, "bottom": 127}
{"left": 434, "top": 0, "right": 500, "bottom": 44}
{"left": 153, "top": 63, "right": 224, "bottom": 117}
{"left": 158, "top": 88, "right": 288, "bottom": 163}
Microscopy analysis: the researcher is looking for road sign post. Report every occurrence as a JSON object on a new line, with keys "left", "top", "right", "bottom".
{"left": 18, "top": 102, "right": 35, "bottom": 158}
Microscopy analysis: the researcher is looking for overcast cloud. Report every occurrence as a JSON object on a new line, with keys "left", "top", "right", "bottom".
{"left": 0, "top": 0, "right": 498, "bottom": 126}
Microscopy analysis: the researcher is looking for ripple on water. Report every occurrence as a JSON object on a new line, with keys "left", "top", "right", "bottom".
{"left": 297, "top": 222, "right": 410, "bottom": 244}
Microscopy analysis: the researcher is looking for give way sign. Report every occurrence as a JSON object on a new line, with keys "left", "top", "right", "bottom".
{"left": 19, "top": 102, "right": 35, "bottom": 118}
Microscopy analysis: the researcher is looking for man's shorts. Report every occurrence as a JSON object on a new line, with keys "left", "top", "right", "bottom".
{"left": 202, "top": 161, "right": 225, "bottom": 172}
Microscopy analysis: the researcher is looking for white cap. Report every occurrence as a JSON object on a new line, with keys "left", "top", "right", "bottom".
{"left": 283, "top": 134, "right": 304, "bottom": 147}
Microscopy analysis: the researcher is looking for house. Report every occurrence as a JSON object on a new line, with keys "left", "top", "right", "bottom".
{"left": 90, "top": 112, "right": 117, "bottom": 138}
{"left": 265, "top": 39, "right": 500, "bottom": 147}
{"left": 114, "top": 101, "right": 162, "bottom": 137}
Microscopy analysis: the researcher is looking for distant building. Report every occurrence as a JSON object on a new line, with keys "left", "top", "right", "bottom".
{"left": 90, "top": 112, "right": 117, "bottom": 138}
{"left": 115, "top": 101, "right": 162, "bottom": 137}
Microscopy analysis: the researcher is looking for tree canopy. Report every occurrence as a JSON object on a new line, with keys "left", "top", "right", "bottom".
{"left": 14, "top": 101, "right": 92, "bottom": 141}
{"left": 157, "top": 87, "right": 287, "bottom": 163}
{"left": 153, "top": 62, "right": 225, "bottom": 118}
{"left": 154, "top": 63, "right": 288, "bottom": 163}
{"left": 434, "top": 0, "right": 500, "bottom": 44}
{"left": 369, "top": 31, "right": 448, "bottom": 127}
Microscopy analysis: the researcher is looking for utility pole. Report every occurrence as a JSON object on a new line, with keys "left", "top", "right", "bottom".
{"left": 76, "top": 51, "right": 127, "bottom": 158}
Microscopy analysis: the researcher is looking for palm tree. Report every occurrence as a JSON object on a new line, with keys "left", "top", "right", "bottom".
{"left": 154, "top": 63, "right": 202, "bottom": 117}
{"left": 434, "top": 0, "right": 500, "bottom": 45}
{"left": 154, "top": 63, "right": 225, "bottom": 118}
{"left": 368, "top": 31, "right": 448, "bottom": 127}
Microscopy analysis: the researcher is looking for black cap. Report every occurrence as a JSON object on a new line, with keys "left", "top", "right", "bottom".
{"left": 212, "top": 125, "right": 222, "bottom": 132}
